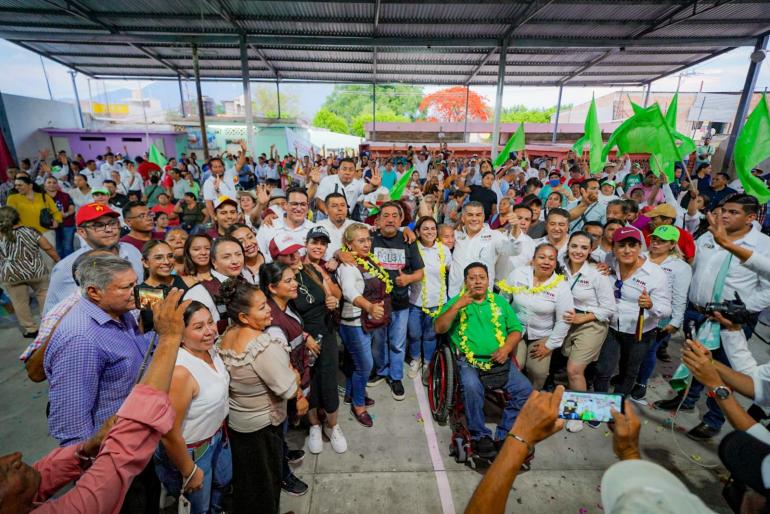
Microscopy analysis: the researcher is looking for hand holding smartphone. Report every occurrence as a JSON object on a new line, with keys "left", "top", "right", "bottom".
{"left": 558, "top": 391, "right": 624, "bottom": 423}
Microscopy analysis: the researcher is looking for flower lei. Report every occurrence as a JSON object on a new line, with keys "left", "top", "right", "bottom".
{"left": 417, "top": 241, "right": 447, "bottom": 318}
{"left": 457, "top": 288, "right": 507, "bottom": 371}
{"left": 496, "top": 274, "right": 565, "bottom": 295}
{"left": 343, "top": 247, "right": 393, "bottom": 294}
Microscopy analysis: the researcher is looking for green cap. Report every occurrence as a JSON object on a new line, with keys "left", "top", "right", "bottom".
{"left": 651, "top": 225, "right": 680, "bottom": 242}
{"left": 91, "top": 187, "right": 109, "bottom": 195}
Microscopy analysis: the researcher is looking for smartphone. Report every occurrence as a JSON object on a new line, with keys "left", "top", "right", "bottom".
{"left": 558, "top": 391, "right": 624, "bottom": 423}
{"left": 136, "top": 287, "right": 166, "bottom": 311}
{"left": 549, "top": 179, "right": 560, "bottom": 187}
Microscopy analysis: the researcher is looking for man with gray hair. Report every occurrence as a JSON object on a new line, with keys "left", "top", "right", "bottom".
{"left": 44, "top": 253, "right": 149, "bottom": 446}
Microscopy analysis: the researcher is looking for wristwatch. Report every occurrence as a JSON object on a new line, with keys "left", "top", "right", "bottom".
{"left": 707, "top": 385, "right": 731, "bottom": 400}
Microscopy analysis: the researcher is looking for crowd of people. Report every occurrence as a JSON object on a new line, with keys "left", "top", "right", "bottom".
{"left": 1, "top": 137, "right": 770, "bottom": 513}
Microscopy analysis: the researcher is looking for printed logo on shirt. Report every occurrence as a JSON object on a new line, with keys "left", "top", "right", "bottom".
{"left": 541, "top": 291, "right": 557, "bottom": 302}
{"left": 578, "top": 279, "right": 591, "bottom": 287}
{"left": 632, "top": 278, "right": 647, "bottom": 288}
{"left": 480, "top": 234, "right": 492, "bottom": 241}
{"left": 373, "top": 247, "right": 406, "bottom": 271}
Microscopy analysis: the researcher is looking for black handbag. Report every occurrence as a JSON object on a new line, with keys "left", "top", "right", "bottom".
{"left": 39, "top": 194, "right": 54, "bottom": 229}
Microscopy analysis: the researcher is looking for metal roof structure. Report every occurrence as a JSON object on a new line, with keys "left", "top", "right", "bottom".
{"left": 1, "top": 1, "right": 769, "bottom": 87}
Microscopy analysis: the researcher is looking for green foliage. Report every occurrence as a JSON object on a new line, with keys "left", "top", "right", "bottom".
{"left": 252, "top": 85, "right": 297, "bottom": 118}
{"left": 322, "top": 84, "right": 424, "bottom": 127}
{"left": 312, "top": 108, "right": 349, "bottom": 134}
{"left": 499, "top": 104, "right": 571, "bottom": 123}
{"left": 351, "top": 108, "right": 410, "bottom": 137}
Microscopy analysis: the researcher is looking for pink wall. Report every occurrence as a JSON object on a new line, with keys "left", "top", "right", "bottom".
{"left": 43, "top": 129, "right": 183, "bottom": 161}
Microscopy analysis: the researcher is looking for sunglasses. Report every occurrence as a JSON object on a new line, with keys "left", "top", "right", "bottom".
{"left": 614, "top": 279, "right": 624, "bottom": 299}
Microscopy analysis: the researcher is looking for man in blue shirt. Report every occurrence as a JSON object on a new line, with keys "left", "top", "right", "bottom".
{"left": 45, "top": 253, "right": 152, "bottom": 445}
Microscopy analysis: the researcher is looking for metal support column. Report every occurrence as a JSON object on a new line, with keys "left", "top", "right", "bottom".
{"left": 643, "top": 83, "right": 651, "bottom": 107}
{"left": 68, "top": 71, "right": 84, "bottom": 129}
{"left": 491, "top": 38, "right": 508, "bottom": 161}
{"left": 463, "top": 85, "right": 470, "bottom": 143}
{"left": 276, "top": 82, "right": 281, "bottom": 119}
{"left": 372, "top": 83, "right": 377, "bottom": 141}
{"left": 723, "top": 34, "right": 769, "bottom": 172}
{"left": 239, "top": 34, "right": 255, "bottom": 152}
{"left": 178, "top": 75, "right": 186, "bottom": 117}
{"left": 551, "top": 84, "right": 563, "bottom": 144}
{"left": 192, "top": 44, "right": 210, "bottom": 160}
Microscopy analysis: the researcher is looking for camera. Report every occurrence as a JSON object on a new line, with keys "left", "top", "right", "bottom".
{"left": 705, "top": 293, "right": 753, "bottom": 325}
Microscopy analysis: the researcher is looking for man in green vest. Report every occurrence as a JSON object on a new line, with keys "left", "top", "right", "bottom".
{"left": 434, "top": 262, "right": 532, "bottom": 460}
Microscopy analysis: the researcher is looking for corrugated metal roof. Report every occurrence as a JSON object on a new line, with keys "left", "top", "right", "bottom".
{"left": 0, "top": 0, "right": 767, "bottom": 86}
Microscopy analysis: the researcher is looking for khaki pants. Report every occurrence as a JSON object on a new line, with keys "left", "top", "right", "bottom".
{"left": 515, "top": 337, "right": 551, "bottom": 390}
{"left": 3, "top": 276, "right": 49, "bottom": 334}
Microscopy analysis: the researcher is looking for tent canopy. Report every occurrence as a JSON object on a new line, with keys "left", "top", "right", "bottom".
{"left": 1, "top": 1, "right": 769, "bottom": 86}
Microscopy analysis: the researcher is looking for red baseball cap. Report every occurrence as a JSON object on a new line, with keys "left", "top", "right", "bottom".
{"left": 612, "top": 226, "right": 643, "bottom": 244}
{"left": 76, "top": 202, "right": 120, "bottom": 226}
{"left": 269, "top": 233, "right": 304, "bottom": 260}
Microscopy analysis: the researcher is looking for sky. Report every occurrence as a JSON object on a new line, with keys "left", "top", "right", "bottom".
{"left": 1, "top": 38, "right": 769, "bottom": 119}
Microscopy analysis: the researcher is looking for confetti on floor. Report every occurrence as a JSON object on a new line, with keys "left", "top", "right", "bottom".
{"left": 691, "top": 454, "right": 702, "bottom": 462}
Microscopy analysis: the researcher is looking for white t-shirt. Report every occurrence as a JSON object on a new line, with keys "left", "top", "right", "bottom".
{"left": 315, "top": 174, "right": 365, "bottom": 214}
{"left": 202, "top": 169, "right": 238, "bottom": 202}
{"left": 256, "top": 218, "right": 315, "bottom": 263}
{"left": 314, "top": 218, "right": 354, "bottom": 261}
{"left": 409, "top": 241, "right": 450, "bottom": 309}
{"left": 413, "top": 157, "right": 431, "bottom": 180}
{"left": 448, "top": 225, "right": 516, "bottom": 297}
{"left": 563, "top": 262, "right": 616, "bottom": 323}
{"left": 610, "top": 259, "right": 671, "bottom": 334}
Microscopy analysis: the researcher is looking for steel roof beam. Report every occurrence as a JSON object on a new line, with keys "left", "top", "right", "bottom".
{"left": 10, "top": 40, "right": 95, "bottom": 78}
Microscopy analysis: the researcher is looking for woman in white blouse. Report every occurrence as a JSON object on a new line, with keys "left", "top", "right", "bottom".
{"left": 407, "top": 216, "right": 450, "bottom": 380}
{"left": 502, "top": 243, "right": 574, "bottom": 390}
{"left": 560, "top": 232, "right": 616, "bottom": 432}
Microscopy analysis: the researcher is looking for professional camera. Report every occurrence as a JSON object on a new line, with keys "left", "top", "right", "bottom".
{"left": 705, "top": 293, "right": 753, "bottom": 325}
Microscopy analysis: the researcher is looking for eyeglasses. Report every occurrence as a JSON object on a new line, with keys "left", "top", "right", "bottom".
{"left": 614, "top": 279, "right": 623, "bottom": 299}
{"left": 83, "top": 219, "right": 120, "bottom": 232}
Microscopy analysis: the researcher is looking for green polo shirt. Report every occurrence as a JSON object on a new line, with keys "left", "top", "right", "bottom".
{"left": 439, "top": 292, "right": 523, "bottom": 364}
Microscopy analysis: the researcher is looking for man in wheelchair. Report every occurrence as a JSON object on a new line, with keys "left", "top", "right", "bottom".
{"left": 434, "top": 262, "right": 533, "bottom": 460}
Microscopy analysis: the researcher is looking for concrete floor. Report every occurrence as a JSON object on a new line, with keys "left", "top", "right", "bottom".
{"left": 2, "top": 306, "right": 766, "bottom": 514}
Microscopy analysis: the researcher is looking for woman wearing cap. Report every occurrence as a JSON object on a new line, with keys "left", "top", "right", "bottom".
{"left": 560, "top": 232, "right": 616, "bottom": 432}
{"left": 227, "top": 223, "right": 264, "bottom": 285}
{"left": 407, "top": 216, "right": 450, "bottom": 381}
{"left": 632, "top": 225, "right": 692, "bottom": 402}
{"left": 594, "top": 226, "right": 672, "bottom": 397}
{"left": 183, "top": 236, "right": 245, "bottom": 333}
{"left": 498, "top": 243, "right": 575, "bottom": 390}
{"left": 275, "top": 227, "right": 346, "bottom": 454}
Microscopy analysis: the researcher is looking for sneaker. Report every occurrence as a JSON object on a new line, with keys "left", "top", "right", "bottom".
{"left": 323, "top": 425, "right": 348, "bottom": 454}
{"left": 656, "top": 347, "right": 672, "bottom": 363}
{"left": 654, "top": 395, "right": 694, "bottom": 412}
{"left": 407, "top": 359, "right": 422, "bottom": 379}
{"left": 307, "top": 425, "right": 323, "bottom": 454}
{"left": 474, "top": 436, "right": 497, "bottom": 459}
{"left": 630, "top": 384, "right": 647, "bottom": 404}
{"left": 389, "top": 379, "right": 406, "bottom": 401}
{"left": 286, "top": 449, "right": 305, "bottom": 465}
{"left": 281, "top": 473, "right": 309, "bottom": 496}
{"left": 343, "top": 395, "right": 375, "bottom": 406}
{"left": 566, "top": 420, "right": 584, "bottom": 433}
{"left": 586, "top": 420, "right": 601, "bottom": 429}
{"left": 687, "top": 422, "right": 720, "bottom": 441}
{"left": 367, "top": 375, "right": 386, "bottom": 388}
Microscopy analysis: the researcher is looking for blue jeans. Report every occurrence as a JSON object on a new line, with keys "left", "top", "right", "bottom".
{"left": 55, "top": 225, "right": 75, "bottom": 258}
{"left": 154, "top": 429, "right": 232, "bottom": 514}
{"left": 407, "top": 305, "right": 438, "bottom": 364}
{"left": 339, "top": 324, "right": 374, "bottom": 408}
{"left": 371, "top": 307, "right": 409, "bottom": 381}
{"left": 457, "top": 356, "right": 533, "bottom": 441}
{"left": 637, "top": 331, "right": 671, "bottom": 386}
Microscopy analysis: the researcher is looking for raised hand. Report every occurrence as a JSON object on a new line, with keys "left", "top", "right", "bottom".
{"left": 369, "top": 167, "right": 382, "bottom": 188}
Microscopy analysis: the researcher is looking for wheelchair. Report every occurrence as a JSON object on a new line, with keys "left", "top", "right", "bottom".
{"left": 427, "top": 338, "right": 532, "bottom": 470}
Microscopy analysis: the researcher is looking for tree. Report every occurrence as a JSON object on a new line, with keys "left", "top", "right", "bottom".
{"left": 499, "top": 104, "right": 571, "bottom": 123}
{"left": 418, "top": 86, "right": 490, "bottom": 123}
{"left": 312, "top": 108, "right": 349, "bottom": 134}
{"left": 351, "top": 109, "right": 410, "bottom": 137}
{"left": 322, "top": 84, "right": 424, "bottom": 124}
{"left": 252, "top": 85, "right": 298, "bottom": 118}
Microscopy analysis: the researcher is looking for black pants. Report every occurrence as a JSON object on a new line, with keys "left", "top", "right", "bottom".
{"left": 119, "top": 460, "right": 160, "bottom": 514}
{"left": 308, "top": 331, "right": 340, "bottom": 413}
{"left": 594, "top": 328, "right": 656, "bottom": 395}
{"left": 229, "top": 424, "right": 283, "bottom": 514}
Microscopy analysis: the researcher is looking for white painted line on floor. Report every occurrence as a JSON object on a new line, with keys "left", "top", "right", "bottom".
{"left": 413, "top": 375, "right": 456, "bottom": 514}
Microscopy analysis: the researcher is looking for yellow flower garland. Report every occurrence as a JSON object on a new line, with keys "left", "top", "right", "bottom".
{"left": 343, "top": 247, "right": 393, "bottom": 294}
{"left": 496, "top": 273, "right": 565, "bottom": 295}
{"left": 417, "top": 241, "right": 447, "bottom": 318}
{"left": 457, "top": 289, "right": 507, "bottom": 371}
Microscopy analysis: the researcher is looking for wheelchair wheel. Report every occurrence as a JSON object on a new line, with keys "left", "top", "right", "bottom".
{"left": 429, "top": 345, "right": 455, "bottom": 423}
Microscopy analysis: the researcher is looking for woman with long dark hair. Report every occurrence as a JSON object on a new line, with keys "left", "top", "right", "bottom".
{"left": 182, "top": 233, "right": 213, "bottom": 287}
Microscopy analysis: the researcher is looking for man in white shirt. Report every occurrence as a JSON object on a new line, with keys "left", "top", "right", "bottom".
{"left": 448, "top": 202, "right": 517, "bottom": 297}
{"left": 202, "top": 141, "right": 246, "bottom": 219}
{"left": 257, "top": 187, "right": 315, "bottom": 263}
{"left": 99, "top": 153, "right": 122, "bottom": 182}
{"left": 533, "top": 208, "right": 571, "bottom": 259}
{"left": 495, "top": 204, "right": 536, "bottom": 282}
{"left": 413, "top": 152, "right": 431, "bottom": 181}
{"left": 81, "top": 160, "right": 103, "bottom": 189}
{"left": 312, "top": 192, "right": 354, "bottom": 262}
{"left": 311, "top": 158, "right": 381, "bottom": 217}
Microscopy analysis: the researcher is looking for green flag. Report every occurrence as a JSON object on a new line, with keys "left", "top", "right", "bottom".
{"left": 493, "top": 122, "right": 525, "bottom": 168}
{"left": 389, "top": 166, "right": 414, "bottom": 201}
{"left": 602, "top": 103, "right": 681, "bottom": 182}
{"left": 665, "top": 92, "right": 697, "bottom": 159}
{"left": 571, "top": 96, "right": 604, "bottom": 174}
{"left": 733, "top": 93, "right": 770, "bottom": 203}
{"left": 148, "top": 143, "right": 166, "bottom": 169}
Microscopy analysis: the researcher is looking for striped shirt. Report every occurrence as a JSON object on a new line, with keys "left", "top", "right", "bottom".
{"left": 0, "top": 226, "right": 46, "bottom": 283}
{"left": 19, "top": 291, "right": 80, "bottom": 362}
{"left": 44, "top": 298, "right": 153, "bottom": 445}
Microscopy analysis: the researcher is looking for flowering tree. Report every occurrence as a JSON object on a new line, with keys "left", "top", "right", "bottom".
{"left": 418, "top": 86, "right": 490, "bottom": 122}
